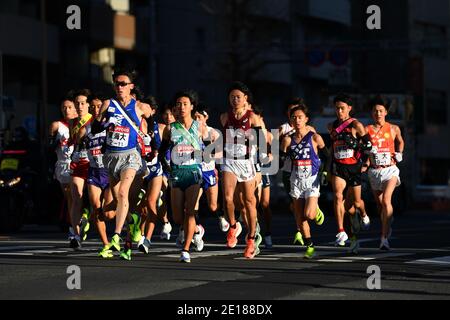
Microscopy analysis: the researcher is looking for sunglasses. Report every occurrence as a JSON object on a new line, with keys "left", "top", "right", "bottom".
{"left": 114, "top": 81, "right": 132, "bottom": 87}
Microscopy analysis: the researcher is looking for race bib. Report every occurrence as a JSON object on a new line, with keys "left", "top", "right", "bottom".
{"left": 89, "top": 148, "right": 104, "bottom": 167}
{"left": 201, "top": 160, "right": 215, "bottom": 172}
{"left": 334, "top": 145, "right": 354, "bottom": 160}
{"left": 224, "top": 143, "right": 246, "bottom": 158}
{"left": 374, "top": 152, "right": 391, "bottom": 166}
{"left": 293, "top": 159, "right": 312, "bottom": 179}
{"left": 107, "top": 126, "right": 130, "bottom": 148}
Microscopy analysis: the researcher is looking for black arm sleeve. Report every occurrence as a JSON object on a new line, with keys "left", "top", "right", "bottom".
{"left": 318, "top": 147, "right": 331, "bottom": 172}
{"left": 158, "top": 139, "right": 171, "bottom": 172}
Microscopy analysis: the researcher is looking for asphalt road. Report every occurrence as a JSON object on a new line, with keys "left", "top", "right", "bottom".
{"left": 1, "top": 209, "right": 450, "bottom": 305}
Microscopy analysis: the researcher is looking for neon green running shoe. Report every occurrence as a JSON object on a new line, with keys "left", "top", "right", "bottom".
{"left": 315, "top": 207, "right": 325, "bottom": 226}
{"left": 304, "top": 245, "right": 315, "bottom": 259}
{"left": 80, "top": 208, "right": 91, "bottom": 241}
{"left": 293, "top": 231, "right": 304, "bottom": 246}
{"left": 119, "top": 248, "right": 132, "bottom": 261}
{"left": 98, "top": 246, "right": 114, "bottom": 258}
{"left": 105, "top": 234, "right": 121, "bottom": 252}
{"left": 128, "top": 213, "right": 142, "bottom": 243}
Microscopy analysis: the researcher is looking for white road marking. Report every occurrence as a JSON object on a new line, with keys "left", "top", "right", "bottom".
{"left": 406, "top": 256, "right": 450, "bottom": 266}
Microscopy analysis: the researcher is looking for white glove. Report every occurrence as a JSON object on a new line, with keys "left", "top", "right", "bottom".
{"left": 143, "top": 134, "right": 151, "bottom": 146}
{"left": 395, "top": 152, "right": 403, "bottom": 163}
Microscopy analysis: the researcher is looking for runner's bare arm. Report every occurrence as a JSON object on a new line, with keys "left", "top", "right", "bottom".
{"left": 393, "top": 125, "right": 405, "bottom": 153}
{"left": 220, "top": 113, "right": 227, "bottom": 127}
{"left": 49, "top": 121, "right": 59, "bottom": 136}
{"left": 137, "top": 101, "right": 152, "bottom": 119}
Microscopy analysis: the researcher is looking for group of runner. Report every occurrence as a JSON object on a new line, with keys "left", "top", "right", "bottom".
{"left": 50, "top": 68, "right": 404, "bottom": 262}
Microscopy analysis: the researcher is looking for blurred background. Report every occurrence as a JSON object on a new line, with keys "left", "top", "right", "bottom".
{"left": 0, "top": 0, "right": 449, "bottom": 227}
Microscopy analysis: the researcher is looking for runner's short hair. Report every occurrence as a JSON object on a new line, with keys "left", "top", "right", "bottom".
{"left": 112, "top": 67, "right": 137, "bottom": 83}
{"left": 228, "top": 81, "right": 252, "bottom": 97}
{"left": 368, "top": 94, "right": 390, "bottom": 112}
{"left": 333, "top": 93, "right": 353, "bottom": 107}
{"left": 174, "top": 90, "right": 199, "bottom": 107}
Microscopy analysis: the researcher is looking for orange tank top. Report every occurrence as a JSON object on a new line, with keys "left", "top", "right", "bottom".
{"left": 367, "top": 122, "right": 395, "bottom": 167}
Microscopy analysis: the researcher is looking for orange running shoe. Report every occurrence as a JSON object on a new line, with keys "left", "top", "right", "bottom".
{"left": 244, "top": 238, "right": 256, "bottom": 259}
{"left": 226, "top": 221, "right": 242, "bottom": 248}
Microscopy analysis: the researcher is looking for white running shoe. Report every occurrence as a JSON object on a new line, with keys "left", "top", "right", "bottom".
{"left": 160, "top": 222, "right": 172, "bottom": 240}
{"left": 264, "top": 235, "right": 273, "bottom": 249}
{"left": 179, "top": 250, "right": 191, "bottom": 263}
{"left": 218, "top": 216, "right": 230, "bottom": 232}
{"left": 176, "top": 228, "right": 185, "bottom": 248}
{"left": 335, "top": 231, "right": 348, "bottom": 246}
{"left": 193, "top": 225, "right": 205, "bottom": 252}
{"left": 361, "top": 214, "right": 370, "bottom": 230}
{"left": 138, "top": 237, "right": 151, "bottom": 254}
{"left": 379, "top": 237, "right": 390, "bottom": 250}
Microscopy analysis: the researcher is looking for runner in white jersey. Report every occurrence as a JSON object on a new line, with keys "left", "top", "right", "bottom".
{"left": 278, "top": 98, "right": 323, "bottom": 246}
{"left": 49, "top": 98, "right": 78, "bottom": 231}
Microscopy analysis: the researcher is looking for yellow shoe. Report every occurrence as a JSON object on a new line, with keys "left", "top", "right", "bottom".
{"left": 315, "top": 207, "right": 325, "bottom": 226}
{"left": 293, "top": 231, "right": 304, "bottom": 246}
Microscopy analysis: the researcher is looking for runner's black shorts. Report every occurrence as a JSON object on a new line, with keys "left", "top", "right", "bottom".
{"left": 332, "top": 162, "right": 362, "bottom": 187}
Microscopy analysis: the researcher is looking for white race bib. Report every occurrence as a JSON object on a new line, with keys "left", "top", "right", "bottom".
{"left": 293, "top": 159, "right": 312, "bottom": 179}
{"left": 374, "top": 152, "right": 391, "bottom": 166}
{"left": 107, "top": 126, "right": 130, "bottom": 148}
{"left": 334, "top": 145, "right": 354, "bottom": 160}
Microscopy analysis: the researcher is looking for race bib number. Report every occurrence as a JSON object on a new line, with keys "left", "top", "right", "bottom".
{"left": 334, "top": 145, "right": 354, "bottom": 159}
{"left": 1, "top": 158, "right": 19, "bottom": 171}
{"left": 374, "top": 152, "right": 391, "bottom": 166}
{"left": 293, "top": 159, "right": 312, "bottom": 179}
{"left": 107, "top": 126, "right": 130, "bottom": 148}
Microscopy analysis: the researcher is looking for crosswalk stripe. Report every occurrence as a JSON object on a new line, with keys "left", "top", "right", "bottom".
{"left": 406, "top": 255, "right": 450, "bottom": 265}
{"left": 159, "top": 249, "right": 242, "bottom": 259}
{"left": 339, "top": 253, "right": 412, "bottom": 260}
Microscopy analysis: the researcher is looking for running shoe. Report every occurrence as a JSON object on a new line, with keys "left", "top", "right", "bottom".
{"left": 105, "top": 234, "right": 121, "bottom": 252}
{"left": 176, "top": 228, "right": 185, "bottom": 248}
{"left": 157, "top": 191, "right": 163, "bottom": 208}
{"left": 264, "top": 235, "right": 273, "bottom": 249}
{"left": 304, "top": 245, "right": 315, "bottom": 259}
{"left": 243, "top": 238, "right": 256, "bottom": 259}
{"left": 348, "top": 235, "right": 359, "bottom": 254}
{"left": 254, "top": 233, "right": 262, "bottom": 256}
{"left": 138, "top": 237, "right": 151, "bottom": 254}
{"left": 379, "top": 237, "right": 390, "bottom": 251}
{"left": 179, "top": 250, "right": 191, "bottom": 263}
{"left": 335, "top": 231, "right": 348, "bottom": 246}
{"left": 293, "top": 231, "right": 304, "bottom": 246}
{"left": 315, "top": 207, "right": 325, "bottom": 226}
{"left": 218, "top": 216, "right": 230, "bottom": 232}
{"left": 80, "top": 208, "right": 90, "bottom": 241}
{"left": 160, "top": 222, "right": 172, "bottom": 240}
{"left": 192, "top": 224, "right": 205, "bottom": 252}
{"left": 120, "top": 248, "right": 132, "bottom": 260}
{"left": 128, "top": 213, "right": 142, "bottom": 243}
{"left": 226, "top": 222, "right": 242, "bottom": 248}
{"left": 119, "top": 241, "right": 132, "bottom": 260}
{"left": 98, "top": 246, "right": 113, "bottom": 258}
{"left": 361, "top": 214, "right": 370, "bottom": 230}
{"left": 69, "top": 237, "right": 81, "bottom": 250}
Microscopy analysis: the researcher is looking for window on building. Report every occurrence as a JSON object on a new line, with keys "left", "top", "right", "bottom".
{"left": 425, "top": 89, "right": 448, "bottom": 125}
{"left": 420, "top": 158, "right": 450, "bottom": 185}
